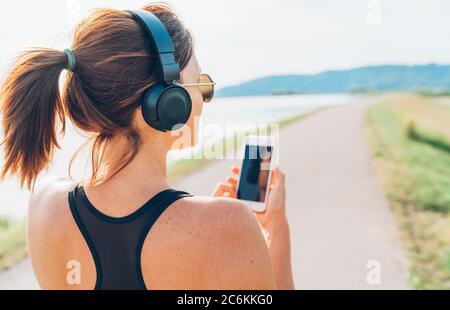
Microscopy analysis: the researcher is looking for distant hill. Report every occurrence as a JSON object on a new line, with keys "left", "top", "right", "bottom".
{"left": 216, "top": 64, "right": 450, "bottom": 97}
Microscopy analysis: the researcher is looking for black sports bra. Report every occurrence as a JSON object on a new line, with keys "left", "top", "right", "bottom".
{"left": 68, "top": 184, "right": 192, "bottom": 290}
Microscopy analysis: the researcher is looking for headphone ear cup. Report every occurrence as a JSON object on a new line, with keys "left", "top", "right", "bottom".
{"left": 141, "top": 83, "right": 165, "bottom": 131}
{"left": 141, "top": 83, "right": 192, "bottom": 132}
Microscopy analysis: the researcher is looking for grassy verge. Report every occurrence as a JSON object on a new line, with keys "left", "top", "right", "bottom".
{"left": 406, "top": 121, "right": 450, "bottom": 153}
{"left": 417, "top": 90, "right": 450, "bottom": 98}
{"left": 364, "top": 94, "right": 450, "bottom": 289}
{"left": 0, "top": 218, "right": 27, "bottom": 272}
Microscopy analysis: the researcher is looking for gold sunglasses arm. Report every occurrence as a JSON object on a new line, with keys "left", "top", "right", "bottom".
{"left": 180, "top": 82, "right": 216, "bottom": 87}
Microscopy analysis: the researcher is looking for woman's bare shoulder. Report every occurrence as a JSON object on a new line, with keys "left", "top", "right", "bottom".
{"left": 27, "top": 176, "right": 87, "bottom": 289}
{"left": 181, "top": 195, "right": 254, "bottom": 222}
{"left": 29, "top": 175, "right": 75, "bottom": 207}
{"left": 175, "top": 195, "right": 264, "bottom": 240}
{"left": 28, "top": 176, "right": 77, "bottom": 232}
{"left": 144, "top": 195, "right": 276, "bottom": 289}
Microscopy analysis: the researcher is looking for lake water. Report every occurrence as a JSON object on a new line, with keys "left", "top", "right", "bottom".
{"left": 0, "top": 94, "right": 359, "bottom": 218}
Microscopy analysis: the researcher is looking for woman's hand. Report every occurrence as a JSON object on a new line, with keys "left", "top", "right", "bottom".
{"left": 213, "top": 166, "right": 287, "bottom": 231}
{"left": 255, "top": 167, "right": 286, "bottom": 230}
{"left": 213, "top": 166, "right": 293, "bottom": 290}
{"left": 212, "top": 166, "right": 239, "bottom": 198}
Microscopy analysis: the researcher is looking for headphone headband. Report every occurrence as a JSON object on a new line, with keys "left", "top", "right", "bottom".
{"left": 127, "top": 9, "right": 180, "bottom": 82}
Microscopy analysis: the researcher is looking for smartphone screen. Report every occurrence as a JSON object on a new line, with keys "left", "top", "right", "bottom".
{"left": 237, "top": 144, "right": 273, "bottom": 202}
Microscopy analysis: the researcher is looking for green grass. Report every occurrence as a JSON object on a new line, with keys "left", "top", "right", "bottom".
{"left": 364, "top": 94, "right": 450, "bottom": 289}
{"left": 406, "top": 121, "right": 450, "bottom": 154}
{"left": 0, "top": 218, "right": 27, "bottom": 271}
{"left": 417, "top": 90, "right": 450, "bottom": 98}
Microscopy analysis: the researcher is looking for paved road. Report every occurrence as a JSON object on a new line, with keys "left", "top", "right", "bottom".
{"left": 0, "top": 259, "right": 38, "bottom": 290}
{"left": 0, "top": 99, "right": 408, "bottom": 289}
{"left": 175, "top": 99, "right": 408, "bottom": 289}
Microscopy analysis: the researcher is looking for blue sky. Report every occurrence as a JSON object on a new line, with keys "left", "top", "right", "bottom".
{"left": 1, "top": 0, "right": 450, "bottom": 87}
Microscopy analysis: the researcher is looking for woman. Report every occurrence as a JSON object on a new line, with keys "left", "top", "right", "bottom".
{"left": 0, "top": 3, "right": 294, "bottom": 290}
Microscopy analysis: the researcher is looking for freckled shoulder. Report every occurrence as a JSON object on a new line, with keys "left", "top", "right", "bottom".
{"left": 27, "top": 176, "right": 92, "bottom": 289}
{"left": 142, "top": 195, "right": 276, "bottom": 289}
{"left": 28, "top": 176, "right": 77, "bottom": 226}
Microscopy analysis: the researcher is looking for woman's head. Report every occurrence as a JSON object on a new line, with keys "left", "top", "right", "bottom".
{"left": 0, "top": 3, "right": 203, "bottom": 190}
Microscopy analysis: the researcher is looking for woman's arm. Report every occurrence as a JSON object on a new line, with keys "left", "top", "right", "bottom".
{"left": 206, "top": 198, "right": 278, "bottom": 290}
{"left": 159, "top": 197, "right": 277, "bottom": 290}
{"left": 214, "top": 167, "right": 295, "bottom": 290}
{"left": 264, "top": 214, "right": 295, "bottom": 290}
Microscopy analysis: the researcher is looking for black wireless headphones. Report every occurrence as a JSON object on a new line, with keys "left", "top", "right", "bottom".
{"left": 127, "top": 10, "right": 192, "bottom": 132}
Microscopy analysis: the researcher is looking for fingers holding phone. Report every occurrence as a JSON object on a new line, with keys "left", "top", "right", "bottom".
{"left": 213, "top": 163, "right": 286, "bottom": 231}
{"left": 212, "top": 166, "right": 239, "bottom": 198}
{"left": 255, "top": 167, "right": 287, "bottom": 230}
{"left": 234, "top": 136, "right": 276, "bottom": 213}
{"left": 212, "top": 182, "right": 236, "bottom": 198}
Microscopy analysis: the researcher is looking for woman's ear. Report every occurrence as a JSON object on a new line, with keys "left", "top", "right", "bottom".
{"left": 133, "top": 106, "right": 148, "bottom": 132}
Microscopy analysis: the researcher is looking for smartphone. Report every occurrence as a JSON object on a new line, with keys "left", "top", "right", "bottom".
{"left": 236, "top": 136, "right": 277, "bottom": 212}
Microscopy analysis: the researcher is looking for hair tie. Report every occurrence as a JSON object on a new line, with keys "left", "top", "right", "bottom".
{"left": 64, "top": 48, "right": 76, "bottom": 72}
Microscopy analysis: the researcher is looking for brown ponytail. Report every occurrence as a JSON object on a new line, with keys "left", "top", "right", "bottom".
{"left": 1, "top": 48, "right": 67, "bottom": 189}
{"left": 1, "top": 3, "right": 193, "bottom": 190}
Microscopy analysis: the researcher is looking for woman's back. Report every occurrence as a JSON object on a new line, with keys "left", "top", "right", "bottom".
{"left": 1, "top": 4, "right": 293, "bottom": 290}
{"left": 27, "top": 178, "right": 276, "bottom": 289}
